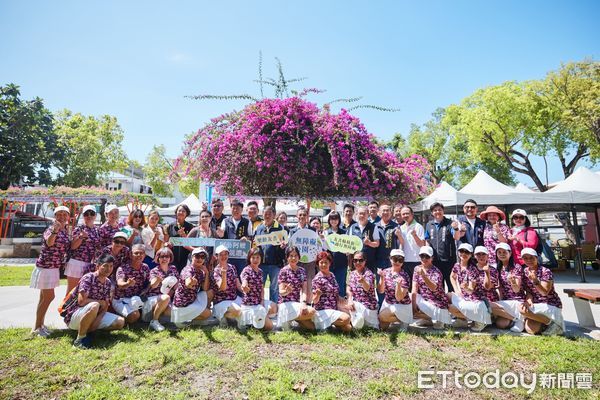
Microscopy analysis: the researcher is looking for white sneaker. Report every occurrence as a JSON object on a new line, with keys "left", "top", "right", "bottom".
{"left": 451, "top": 319, "right": 469, "bottom": 329}
{"left": 30, "top": 328, "right": 50, "bottom": 338}
{"left": 470, "top": 321, "right": 487, "bottom": 332}
{"left": 413, "top": 319, "right": 431, "bottom": 327}
{"left": 542, "top": 322, "right": 564, "bottom": 336}
{"left": 510, "top": 319, "right": 524, "bottom": 333}
{"left": 432, "top": 320, "right": 445, "bottom": 330}
{"left": 149, "top": 320, "right": 165, "bottom": 332}
{"left": 40, "top": 325, "right": 52, "bottom": 335}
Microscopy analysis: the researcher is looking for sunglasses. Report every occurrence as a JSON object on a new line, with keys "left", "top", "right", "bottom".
{"left": 83, "top": 211, "right": 96, "bottom": 216}
{"left": 158, "top": 255, "right": 170, "bottom": 259}
{"left": 193, "top": 253, "right": 207, "bottom": 259}
{"left": 113, "top": 240, "right": 126, "bottom": 245}
{"left": 458, "top": 249, "right": 471, "bottom": 254}
{"left": 512, "top": 215, "right": 525, "bottom": 220}
{"left": 134, "top": 215, "right": 143, "bottom": 219}
{"left": 391, "top": 257, "right": 404, "bottom": 263}
{"left": 419, "top": 254, "right": 431, "bottom": 259}
{"left": 475, "top": 253, "right": 488, "bottom": 256}
{"left": 353, "top": 258, "right": 365, "bottom": 263}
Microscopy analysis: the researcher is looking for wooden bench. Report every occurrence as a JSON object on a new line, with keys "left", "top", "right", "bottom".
{"left": 563, "top": 289, "right": 600, "bottom": 328}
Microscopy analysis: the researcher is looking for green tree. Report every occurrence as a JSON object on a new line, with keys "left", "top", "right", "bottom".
{"left": 0, "top": 84, "right": 59, "bottom": 189}
{"left": 143, "top": 145, "right": 174, "bottom": 197}
{"left": 53, "top": 110, "right": 128, "bottom": 187}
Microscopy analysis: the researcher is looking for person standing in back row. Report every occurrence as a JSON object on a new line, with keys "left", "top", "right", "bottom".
{"left": 424, "top": 202, "right": 460, "bottom": 292}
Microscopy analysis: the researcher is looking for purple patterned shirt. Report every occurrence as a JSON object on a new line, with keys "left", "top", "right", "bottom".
{"left": 87, "top": 245, "right": 130, "bottom": 278}
{"left": 475, "top": 265, "right": 499, "bottom": 302}
{"left": 173, "top": 264, "right": 206, "bottom": 307}
{"left": 71, "top": 224, "right": 102, "bottom": 263}
{"left": 98, "top": 221, "right": 125, "bottom": 248}
{"left": 497, "top": 264, "right": 526, "bottom": 301}
{"left": 482, "top": 223, "right": 510, "bottom": 266}
{"left": 414, "top": 265, "right": 449, "bottom": 309}
{"left": 240, "top": 266, "right": 264, "bottom": 306}
{"left": 523, "top": 266, "right": 562, "bottom": 308}
{"left": 63, "top": 272, "right": 112, "bottom": 324}
{"left": 312, "top": 272, "right": 339, "bottom": 311}
{"left": 114, "top": 263, "right": 150, "bottom": 299}
{"left": 148, "top": 265, "right": 180, "bottom": 297}
{"left": 213, "top": 263, "right": 239, "bottom": 303}
{"left": 36, "top": 227, "right": 70, "bottom": 269}
{"left": 382, "top": 268, "right": 411, "bottom": 305}
{"left": 452, "top": 263, "right": 487, "bottom": 302}
{"left": 277, "top": 265, "right": 307, "bottom": 304}
{"left": 348, "top": 269, "right": 378, "bottom": 310}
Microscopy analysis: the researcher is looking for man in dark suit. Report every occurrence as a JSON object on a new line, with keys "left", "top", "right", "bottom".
{"left": 456, "top": 199, "right": 485, "bottom": 248}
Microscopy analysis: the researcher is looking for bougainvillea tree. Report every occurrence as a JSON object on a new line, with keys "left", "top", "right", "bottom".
{"left": 172, "top": 96, "right": 430, "bottom": 203}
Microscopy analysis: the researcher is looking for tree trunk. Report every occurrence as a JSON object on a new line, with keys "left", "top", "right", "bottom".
{"left": 555, "top": 213, "right": 578, "bottom": 243}
{"left": 262, "top": 197, "right": 276, "bottom": 212}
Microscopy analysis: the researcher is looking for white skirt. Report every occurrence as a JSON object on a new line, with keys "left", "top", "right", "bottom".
{"left": 30, "top": 267, "right": 60, "bottom": 289}
{"left": 380, "top": 300, "right": 413, "bottom": 325}
{"left": 450, "top": 293, "right": 492, "bottom": 325}
{"left": 530, "top": 303, "right": 565, "bottom": 330}
{"left": 68, "top": 302, "right": 120, "bottom": 330}
{"left": 141, "top": 295, "right": 161, "bottom": 322}
{"left": 277, "top": 301, "right": 304, "bottom": 329}
{"left": 415, "top": 294, "right": 453, "bottom": 325}
{"left": 350, "top": 301, "right": 380, "bottom": 329}
{"left": 64, "top": 259, "right": 91, "bottom": 279}
{"left": 112, "top": 296, "right": 144, "bottom": 317}
{"left": 495, "top": 299, "right": 524, "bottom": 322}
{"left": 237, "top": 300, "right": 273, "bottom": 329}
{"left": 313, "top": 309, "right": 344, "bottom": 331}
{"left": 212, "top": 296, "right": 242, "bottom": 321}
{"left": 171, "top": 291, "right": 208, "bottom": 323}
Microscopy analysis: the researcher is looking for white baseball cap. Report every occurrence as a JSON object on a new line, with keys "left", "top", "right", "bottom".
{"left": 215, "top": 245, "right": 229, "bottom": 255}
{"left": 419, "top": 246, "right": 434, "bottom": 257}
{"left": 113, "top": 231, "right": 128, "bottom": 240}
{"left": 495, "top": 243, "right": 512, "bottom": 252}
{"left": 521, "top": 248, "right": 538, "bottom": 257}
{"left": 160, "top": 276, "right": 179, "bottom": 294}
{"left": 390, "top": 249, "right": 405, "bottom": 258}
{"left": 81, "top": 205, "right": 96, "bottom": 214}
{"left": 105, "top": 204, "right": 119, "bottom": 213}
{"left": 458, "top": 243, "right": 473, "bottom": 253}
{"left": 511, "top": 209, "right": 527, "bottom": 218}
{"left": 191, "top": 247, "right": 209, "bottom": 256}
{"left": 474, "top": 246, "right": 489, "bottom": 255}
{"left": 54, "top": 206, "right": 71, "bottom": 214}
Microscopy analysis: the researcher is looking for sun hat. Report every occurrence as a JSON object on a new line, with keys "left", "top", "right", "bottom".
{"left": 191, "top": 247, "right": 209, "bottom": 256}
{"left": 418, "top": 246, "right": 434, "bottom": 257}
{"left": 390, "top": 249, "right": 405, "bottom": 258}
{"left": 105, "top": 204, "right": 119, "bottom": 213}
{"left": 215, "top": 245, "right": 230, "bottom": 255}
{"left": 479, "top": 205, "right": 506, "bottom": 221}
{"left": 511, "top": 209, "right": 527, "bottom": 218}
{"left": 458, "top": 243, "right": 473, "bottom": 253}
{"left": 495, "top": 243, "right": 511, "bottom": 252}
{"left": 54, "top": 206, "right": 71, "bottom": 214}
{"left": 81, "top": 205, "right": 96, "bottom": 214}
{"left": 474, "top": 246, "right": 489, "bottom": 255}
{"left": 521, "top": 248, "right": 538, "bottom": 257}
{"left": 160, "top": 276, "right": 179, "bottom": 294}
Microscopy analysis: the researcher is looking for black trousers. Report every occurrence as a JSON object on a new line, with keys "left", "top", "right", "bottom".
{"left": 436, "top": 260, "right": 455, "bottom": 293}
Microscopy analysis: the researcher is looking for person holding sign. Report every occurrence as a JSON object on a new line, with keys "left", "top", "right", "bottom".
{"left": 345, "top": 251, "right": 379, "bottom": 330}
{"left": 212, "top": 245, "right": 243, "bottom": 327}
{"left": 218, "top": 200, "right": 252, "bottom": 277}
{"left": 166, "top": 205, "right": 195, "bottom": 272}
{"left": 289, "top": 206, "right": 318, "bottom": 296}
{"left": 377, "top": 249, "right": 413, "bottom": 331}
{"left": 324, "top": 211, "right": 348, "bottom": 296}
{"left": 254, "top": 206, "right": 285, "bottom": 302}
{"left": 187, "top": 210, "right": 218, "bottom": 259}
{"left": 277, "top": 246, "right": 316, "bottom": 330}
{"left": 311, "top": 251, "right": 352, "bottom": 332}
{"left": 239, "top": 248, "right": 277, "bottom": 331}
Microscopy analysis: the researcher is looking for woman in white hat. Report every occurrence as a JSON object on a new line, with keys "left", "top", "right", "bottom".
{"left": 490, "top": 243, "right": 526, "bottom": 332}
{"left": 170, "top": 247, "right": 212, "bottom": 328}
{"left": 473, "top": 246, "right": 499, "bottom": 303}
{"left": 479, "top": 206, "right": 510, "bottom": 266}
{"left": 212, "top": 245, "right": 243, "bottom": 326}
{"left": 344, "top": 251, "right": 379, "bottom": 330}
{"left": 98, "top": 204, "right": 124, "bottom": 248}
{"left": 89, "top": 231, "right": 131, "bottom": 279}
{"left": 377, "top": 249, "right": 412, "bottom": 331}
{"left": 112, "top": 244, "right": 151, "bottom": 324}
{"left": 507, "top": 209, "right": 539, "bottom": 265}
{"left": 519, "top": 248, "right": 564, "bottom": 335}
{"left": 411, "top": 246, "right": 453, "bottom": 329}
{"left": 30, "top": 205, "right": 72, "bottom": 337}
{"left": 238, "top": 247, "right": 277, "bottom": 331}
{"left": 448, "top": 244, "right": 492, "bottom": 331}
{"left": 66, "top": 205, "right": 101, "bottom": 294}
{"left": 142, "top": 247, "right": 180, "bottom": 332}
{"left": 277, "top": 246, "right": 316, "bottom": 330}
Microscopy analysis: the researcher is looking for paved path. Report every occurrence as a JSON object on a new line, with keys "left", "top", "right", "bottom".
{"left": 1, "top": 269, "right": 599, "bottom": 339}
{"left": 0, "top": 258, "right": 37, "bottom": 266}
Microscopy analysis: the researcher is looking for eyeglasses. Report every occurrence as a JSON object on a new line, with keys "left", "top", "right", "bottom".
{"left": 132, "top": 252, "right": 145, "bottom": 256}
{"left": 464, "top": 206, "right": 477, "bottom": 210}
{"left": 353, "top": 258, "right": 365, "bottom": 263}
{"left": 419, "top": 254, "right": 431, "bottom": 259}
{"left": 212, "top": 204, "right": 223, "bottom": 208}
{"left": 513, "top": 215, "right": 525, "bottom": 220}
{"left": 391, "top": 257, "right": 404, "bottom": 263}
{"left": 113, "top": 240, "right": 126, "bottom": 245}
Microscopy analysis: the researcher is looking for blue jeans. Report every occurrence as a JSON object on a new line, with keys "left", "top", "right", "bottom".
{"left": 260, "top": 264, "right": 280, "bottom": 302}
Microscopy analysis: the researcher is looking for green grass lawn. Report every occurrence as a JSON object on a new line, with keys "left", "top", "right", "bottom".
{"left": 0, "top": 327, "right": 598, "bottom": 399}
{"left": 0, "top": 265, "right": 67, "bottom": 286}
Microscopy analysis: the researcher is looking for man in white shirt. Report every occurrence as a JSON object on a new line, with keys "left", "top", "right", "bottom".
{"left": 399, "top": 206, "right": 425, "bottom": 282}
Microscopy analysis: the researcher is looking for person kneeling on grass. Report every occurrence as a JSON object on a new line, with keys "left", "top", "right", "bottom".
{"left": 142, "top": 247, "right": 180, "bottom": 332}
{"left": 519, "top": 248, "right": 565, "bottom": 335}
{"left": 311, "top": 251, "right": 352, "bottom": 332}
{"left": 276, "top": 246, "right": 316, "bottom": 330}
{"left": 112, "top": 244, "right": 151, "bottom": 325}
{"left": 343, "top": 251, "right": 379, "bottom": 330}
{"left": 377, "top": 249, "right": 413, "bottom": 331}
{"left": 448, "top": 244, "right": 492, "bottom": 332}
{"left": 490, "top": 243, "right": 526, "bottom": 332}
{"left": 238, "top": 248, "right": 277, "bottom": 331}
{"left": 170, "top": 247, "right": 212, "bottom": 328}
{"left": 212, "top": 245, "right": 243, "bottom": 327}
{"left": 62, "top": 254, "right": 125, "bottom": 349}
{"left": 411, "top": 246, "right": 453, "bottom": 329}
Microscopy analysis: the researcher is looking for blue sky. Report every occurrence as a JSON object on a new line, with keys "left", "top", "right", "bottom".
{"left": 1, "top": 1, "right": 598, "bottom": 187}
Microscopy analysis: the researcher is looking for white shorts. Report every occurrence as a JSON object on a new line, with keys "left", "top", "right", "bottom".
{"left": 111, "top": 296, "right": 144, "bottom": 317}
{"left": 68, "top": 302, "right": 120, "bottom": 330}
{"left": 450, "top": 293, "right": 492, "bottom": 325}
{"left": 495, "top": 299, "right": 524, "bottom": 322}
{"left": 141, "top": 295, "right": 167, "bottom": 322}
{"left": 313, "top": 309, "right": 344, "bottom": 331}
{"left": 171, "top": 291, "right": 208, "bottom": 324}
{"left": 530, "top": 303, "right": 565, "bottom": 329}
{"left": 237, "top": 300, "right": 273, "bottom": 329}
{"left": 380, "top": 300, "right": 413, "bottom": 325}
{"left": 212, "top": 296, "right": 243, "bottom": 321}
{"left": 415, "top": 294, "right": 453, "bottom": 325}
{"left": 30, "top": 267, "right": 60, "bottom": 290}
{"left": 277, "top": 301, "right": 304, "bottom": 329}
{"left": 350, "top": 301, "right": 380, "bottom": 329}
{"left": 64, "top": 259, "right": 91, "bottom": 279}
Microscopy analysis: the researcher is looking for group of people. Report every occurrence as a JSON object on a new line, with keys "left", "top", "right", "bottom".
{"left": 29, "top": 197, "right": 565, "bottom": 349}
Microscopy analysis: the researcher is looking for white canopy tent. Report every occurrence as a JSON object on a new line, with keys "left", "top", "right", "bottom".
{"left": 410, "top": 181, "right": 458, "bottom": 212}
{"left": 157, "top": 194, "right": 204, "bottom": 215}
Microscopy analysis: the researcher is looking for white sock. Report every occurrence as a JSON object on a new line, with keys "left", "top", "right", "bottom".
{"left": 76, "top": 334, "right": 86, "bottom": 340}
